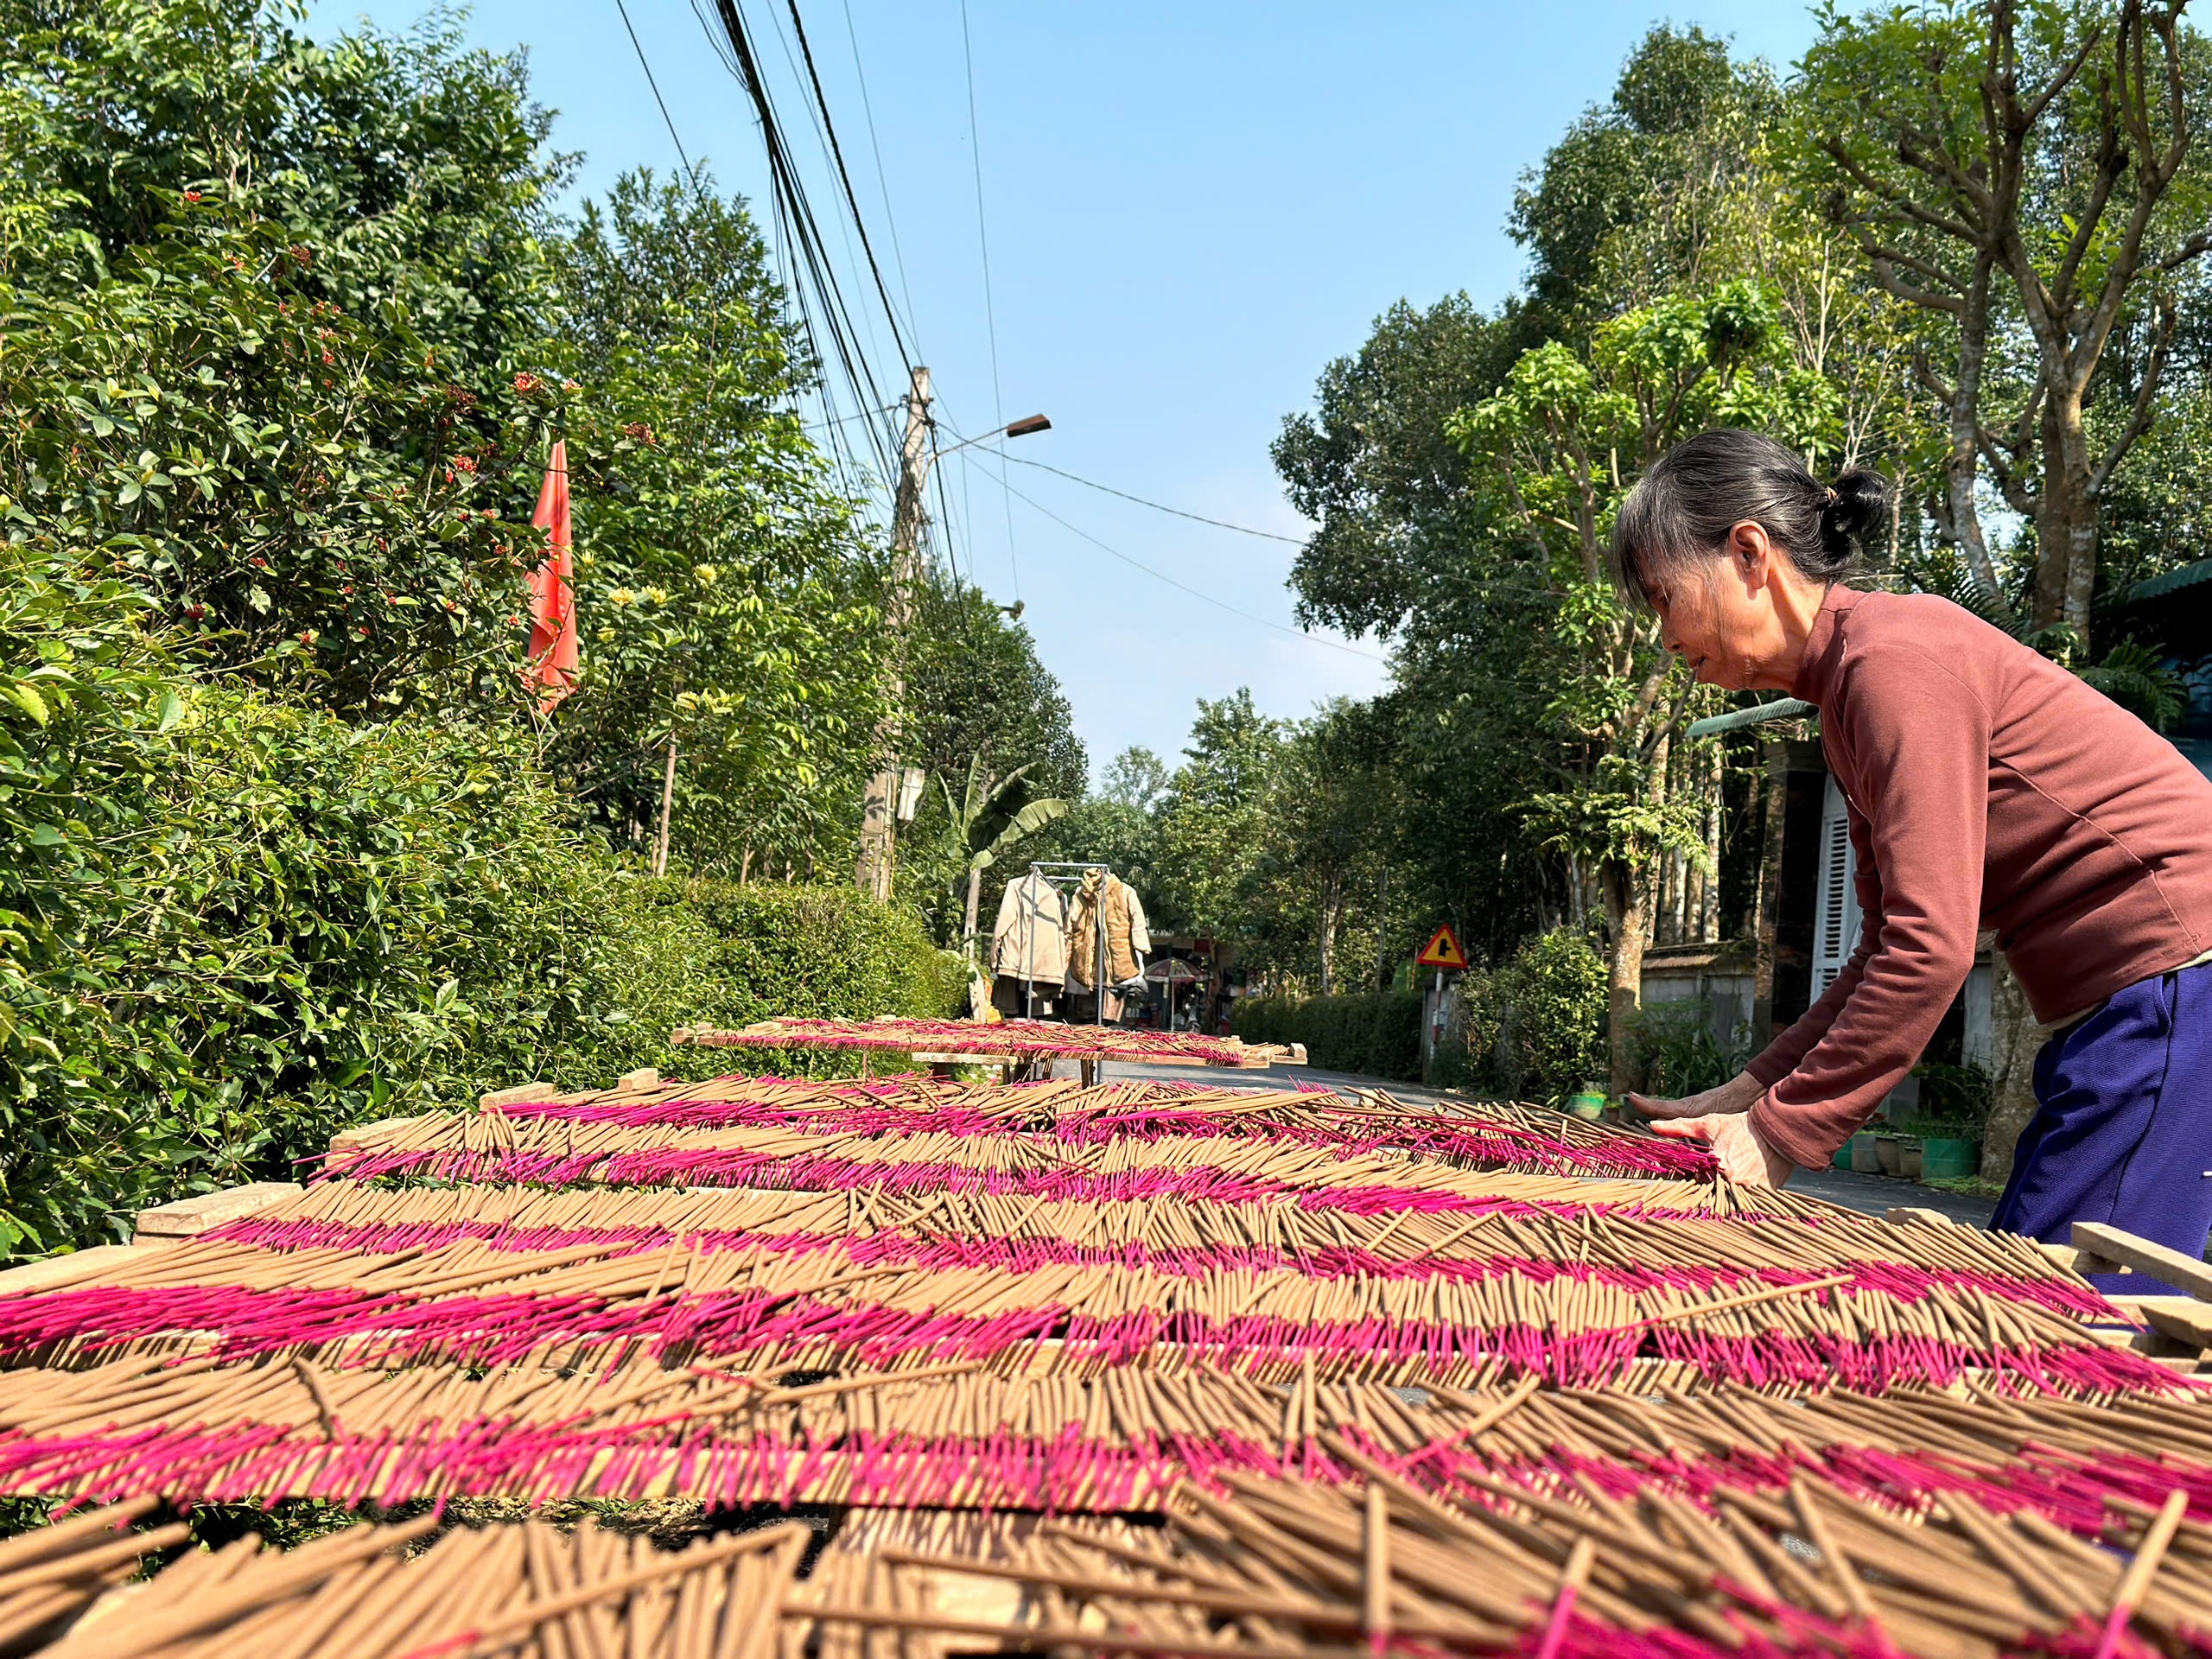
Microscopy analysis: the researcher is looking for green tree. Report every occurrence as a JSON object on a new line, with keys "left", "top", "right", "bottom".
{"left": 1440, "top": 282, "right": 1834, "bottom": 1096}
{"left": 3, "top": 0, "right": 564, "bottom": 368}
{"left": 539, "top": 173, "right": 884, "bottom": 880}
{"left": 1152, "top": 690, "right": 1286, "bottom": 941}
{"left": 1794, "top": 0, "right": 2212, "bottom": 632}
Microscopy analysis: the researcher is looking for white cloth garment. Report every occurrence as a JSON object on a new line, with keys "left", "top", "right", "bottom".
{"left": 1124, "top": 885, "right": 1152, "bottom": 955}
{"left": 992, "top": 872, "right": 1069, "bottom": 983}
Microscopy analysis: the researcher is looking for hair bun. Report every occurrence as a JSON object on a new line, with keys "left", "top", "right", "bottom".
{"left": 1820, "top": 467, "right": 1891, "bottom": 551}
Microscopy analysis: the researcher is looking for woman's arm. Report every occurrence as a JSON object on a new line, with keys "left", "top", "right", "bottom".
{"left": 1743, "top": 640, "right": 1989, "bottom": 1168}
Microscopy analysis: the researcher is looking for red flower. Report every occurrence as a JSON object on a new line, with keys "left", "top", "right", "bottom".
{"left": 249, "top": 556, "right": 269, "bottom": 569}
{"left": 289, "top": 245, "right": 313, "bottom": 266}
{"left": 185, "top": 603, "right": 207, "bottom": 620}
{"left": 183, "top": 190, "right": 201, "bottom": 203}
{"left": 512, "top": 372, "right": 542, "bottom": 394}
{"left": 449, "top": 454, "right": 477, "bottom": 474}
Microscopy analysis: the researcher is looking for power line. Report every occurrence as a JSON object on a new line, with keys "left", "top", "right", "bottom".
{"left": 958, "top": 0, "right": 1021, "bottom": 604}
{"left": 612, "top": 0, "right": 699, "bottom": 186}
{"left": 837, "top": 0, "right": 920, "bottom": 349}
{"left": 959, "top": 454, "right": 1390, "bottom": 665}
{"left": 703, "top": 0, "right": 899, "bottom": 486}
{"left": 783, "top": 0, "right": 914, "bottom": 374}
{"left": 988, "top": 450, "right": 1310, "bottom": 544}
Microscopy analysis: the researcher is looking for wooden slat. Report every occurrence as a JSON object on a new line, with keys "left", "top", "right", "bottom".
{"left": 2069, "top": 1222, "right": 2212, "bottom": 1301}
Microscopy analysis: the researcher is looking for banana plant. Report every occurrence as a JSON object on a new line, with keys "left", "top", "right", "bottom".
{"left": 940, "top": 756, "right": 1068, "bottom": 1012}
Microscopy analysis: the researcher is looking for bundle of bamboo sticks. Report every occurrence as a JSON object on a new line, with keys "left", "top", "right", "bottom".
{"left": 798, "top": 1465, "right": 2208, "bottom": 1659}
{"left": 339, "top": 1076, "right": 1718, "bottom": 1184}
{"left": 32, "top": 1512, "right": 804, "bottom": 1659}
{"left": 0, "top": 1332, "right": 2208, "bottom": 1515}
{"left": 670, "top": 1015, "right": 1305, "bottom": 1067}
{"left": 200, "top": 1180, "right": 2095, "bottom": 1321}
{"left": 0, "top": 1499, "right": 188, "bottom": 1656}
{"left": 0, "top": 1183, "right": 2145, "bottom": 1395}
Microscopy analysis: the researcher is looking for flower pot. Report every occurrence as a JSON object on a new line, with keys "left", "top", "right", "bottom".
{"left": 1850, "top": 1135, "right": 1883, "bottom": 1174}
{"left": 1832, "top": 1140, "right": 1853, "bottom": 1171}
{"left": 1874, "top": 1135, "right": 1903, "bottom": 1177}
{"left": 1567, "top": 1085, "right": 1606, "bottom": 1122}
{"left": 1922, "top": 1136, "right": 1979, "bottom": 1180}
{"left": 1901, "top": 1141, "right": 1923, "bottom": 1180}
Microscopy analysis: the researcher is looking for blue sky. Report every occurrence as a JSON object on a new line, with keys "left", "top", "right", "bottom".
{"left": 309, "top": 0, "right": 1823, "bottom": 782}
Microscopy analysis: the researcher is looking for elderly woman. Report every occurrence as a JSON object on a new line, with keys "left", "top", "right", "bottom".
{"left": 1617, "top": 429, "right": 2212, "bottom": 1259}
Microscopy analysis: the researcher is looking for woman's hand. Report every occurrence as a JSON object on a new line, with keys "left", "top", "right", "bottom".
{"left": 1624, "top": 1072, "right": 1794, "bottom": 1186}
{"left": 1646, "top": 1109, "right": 1796, "bottom": 1187}
{"left": 1625, "top": 1071, "right": 1763, "bottom": 1122}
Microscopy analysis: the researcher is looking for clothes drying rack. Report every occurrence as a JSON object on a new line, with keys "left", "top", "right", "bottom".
{"left": 1015, "top": 861, "right": 1112, "bottom": 1027}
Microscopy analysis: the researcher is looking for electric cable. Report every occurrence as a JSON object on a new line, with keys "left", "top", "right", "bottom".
{"left": 784, "top": 0, "right": 914, "bottom": 372}
{"left": 988, "top": 451, "right": 1309, "bottom": 544}
{"left": 837, "top": 0, "right": 921, "bottom": 348}
{"left": 958, "top": 0, "right": 1021, "bottom": 602}
{"left": 958, "top": 453, "right": 1389, "bottom": 664}
{"left": 612, "top": 0, "right": 702, "bottom": 187}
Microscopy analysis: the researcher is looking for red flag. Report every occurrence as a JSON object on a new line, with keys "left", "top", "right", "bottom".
{"left": 524, "top": 439, "right": 579, "bottom": 711}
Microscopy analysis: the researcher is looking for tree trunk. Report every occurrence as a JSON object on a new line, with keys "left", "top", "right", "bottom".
{"left": 1750, "top": 737, "right": 1789, "bottom": 1049}
{"left": 1699, "top": 743, "right": 1721, "bottom": 944}
{"left": 1978, "top": 952, "right": 2047, "bottom": 1188}
{"left": 2031, "top": 387, "right": 2101, "bottom": 636}
{"left": 1942, "top": 256, "right": 2007, "bottom": 608}
{"left": 1318, "top": 875, "right": 1341, "bottom": 995}
{"left": 963, "top": 864, "right": 983, "bottom": 947}
{"left": 1371, "top": 864, "right": 1391, "bottom": 989}
{"left": 1599, "top": 856, "right": 1649, "bottom": 1101}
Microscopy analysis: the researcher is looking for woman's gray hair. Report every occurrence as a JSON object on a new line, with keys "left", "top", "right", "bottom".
{"left": 1610, "top": 429, "right": 1891, "bottom": 611}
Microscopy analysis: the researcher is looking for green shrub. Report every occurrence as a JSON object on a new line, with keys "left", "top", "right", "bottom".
{"left": 0, "top": 660, "right": 961, "bottom": 1256}
{"left": 1453, "top": 928, "right": 1607, "bottom": 1102}
{"left": 1631, "top": 998, "right": 1743, "bottom": 1099}
{"left": 1230, "top": 991, "right": 1421, "bottom": 1080}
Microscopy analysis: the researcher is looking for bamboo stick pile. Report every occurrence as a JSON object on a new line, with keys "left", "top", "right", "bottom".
{"left": 33, "top": 1510, "right": 804, "bottom": 1659}
{"left": 1, "top": 1062, "right": 2207, "bottom": 1656}
{"left": 669, "top": 1015, "right": 1305, "bottom": 1068}
{"left": 794, "top": 1465, "right": 2212, "bottom": 1659}
{"left": 331, "top": 1076, "right": 1720, "bottom": 1184}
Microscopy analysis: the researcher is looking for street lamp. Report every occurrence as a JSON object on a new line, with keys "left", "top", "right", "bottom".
{"left": 933, "top": 414, "right": 1051, "bottom": 462}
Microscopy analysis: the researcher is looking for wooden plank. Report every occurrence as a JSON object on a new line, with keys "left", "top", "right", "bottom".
{"left": 134, "top": 1181, "right": 301, "bottom": 1243}
{"left": 480, "top": 1084, "right": 551, "bottom": 1109}
{"left": 2137, "top": 1297, "right": 2212, "bottom": 1351}
{"left": 2069, "top": 1222, "right": 2212, "bottom": 1301}
{"left": 0, "top": 1244, "right": 152, "bottom": 1295}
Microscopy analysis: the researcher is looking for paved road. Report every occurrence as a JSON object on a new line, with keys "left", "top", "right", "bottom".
{"left": 1093, "top": 1058, "right": 1999, "bottom": 1228}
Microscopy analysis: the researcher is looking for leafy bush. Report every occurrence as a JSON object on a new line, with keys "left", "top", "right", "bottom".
{"left": 1631, "top": 998, "right": 1743, "bottom": 1098}
{"left": 1453, "top": 928, "right": 1607, "bottom": 1102}
{"left": 1231, "top": 991, "right": 1421, "bottom": 1080}
{"left": 0, "top": 654, "right": 960, "bottom": 1255}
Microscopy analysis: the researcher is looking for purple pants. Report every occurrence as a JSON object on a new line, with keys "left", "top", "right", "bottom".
{"left": 1991, "top": 959, "right": 2212, "bottom": 1287}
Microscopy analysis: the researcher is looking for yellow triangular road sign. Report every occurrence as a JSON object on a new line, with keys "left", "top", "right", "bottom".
{"left": 1416, "top": 924, "right": 1467, "bottom": 970}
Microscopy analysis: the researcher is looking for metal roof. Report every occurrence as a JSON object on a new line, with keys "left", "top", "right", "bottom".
{"left": 1684, "top": 697, "right": 1818, "bottom": 739}
{"left": 2121, "top": 558, "right": 2212, "bottom": 607}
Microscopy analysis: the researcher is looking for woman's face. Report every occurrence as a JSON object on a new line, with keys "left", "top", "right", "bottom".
{"left": 1645, "top": 525, "right": 1792, "bottom": 691}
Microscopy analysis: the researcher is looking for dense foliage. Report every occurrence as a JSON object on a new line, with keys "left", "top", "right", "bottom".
{"left": 0, "top": 0, "right": 1009, "bottom": 1253}
{"left": 1230, "top": 992, "right": 1421, "bottom": 1082}
{"left": 1230, "top": 10, "right": 2212, "bottom": 1101}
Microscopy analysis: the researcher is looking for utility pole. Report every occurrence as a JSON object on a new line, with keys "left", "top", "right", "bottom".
{"left": 855, "top": 365, "right": 931, "bottom": 902}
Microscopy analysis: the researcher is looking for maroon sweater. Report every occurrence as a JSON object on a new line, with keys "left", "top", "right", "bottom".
{"left": 1745, "top": 586, "right": 2212, "bottom": 1170}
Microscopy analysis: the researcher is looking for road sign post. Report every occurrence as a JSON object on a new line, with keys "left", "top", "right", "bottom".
{"left": 1415, "top": 925, "right": 1467, "bottom": 1078}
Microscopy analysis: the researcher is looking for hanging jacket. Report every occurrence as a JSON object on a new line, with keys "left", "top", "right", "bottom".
{"left": 1066, "top": 870, "right": 1141, "bottom": 989}
{"left": 991, "top": 871, "right": 1068, "bottom": 983}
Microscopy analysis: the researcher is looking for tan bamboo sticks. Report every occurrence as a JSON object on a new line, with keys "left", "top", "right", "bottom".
{"left": 0, "top": 1498, "right": 188, "bottom": 1654}
{"left": 799, "top": 1466, "right": 2212, "bottom": 1659}
{"left": 31, "top": 1513, "right": 805, "bottom": 1659}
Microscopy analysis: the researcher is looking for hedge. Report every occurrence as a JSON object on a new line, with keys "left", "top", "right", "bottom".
{"left": 1231, "top": 991, "right": 1422, "bottom": 1080}
{"left": 0, "top": 671, "right": 963, "bottom": 1257}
